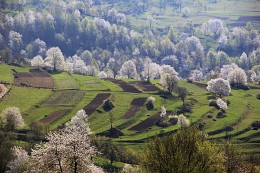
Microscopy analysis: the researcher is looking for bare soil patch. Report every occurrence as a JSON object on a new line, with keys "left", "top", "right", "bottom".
{"left": 130, "top": 81, "right": 160, "bottom": 92}
{"left": 129, "top": 111, "right": 171, "bottom": 131}
{"left": 123, "top": 97, "right": 147, "bottom": 119}
{"left": 227, "top": 22, "right": 246, "bottom": 27}
{"left": 14, "top": 69, "right": 54, "bottom": 88}
{"left": 237, "top": 16, "right": 260, "bottom": 22}
{"left": 129, "top": 113, "right": 161, "bottom": 131}
{"left": 103, "top": 78, "right": 141, "bottom": 93}
{"left": 39, "top": 109, "right": 70, "bottom": 124}
{"left": 83, "top": 93, "right": 111, "bottom": 115}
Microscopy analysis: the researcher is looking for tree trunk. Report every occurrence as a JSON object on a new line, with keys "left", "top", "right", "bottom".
{"left": 55, "top": 146, "right": 63, "bottom": 173}
{"left": 73, "top": 145, "right": 77, "bottom": 173}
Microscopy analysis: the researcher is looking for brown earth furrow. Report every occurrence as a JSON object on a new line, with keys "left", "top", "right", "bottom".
{"left": 83, "top": 93, "right": 111, "bottom": 115}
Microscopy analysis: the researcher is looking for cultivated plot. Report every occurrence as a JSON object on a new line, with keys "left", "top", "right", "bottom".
{"left": 14, "top": 69, "right": 54, "bottom": 88}
{"left": 44, "top": 90, "right": 84, "bottom": 106}
{"left": 103, "top": 78, "right": 141, "bottom": 93}
{"left": 83, "top": 93, "right": 111, "bottom": 115}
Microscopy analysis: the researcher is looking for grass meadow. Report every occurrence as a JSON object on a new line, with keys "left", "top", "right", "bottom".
{"left": 0, "top": 63, "right": 259, "bottom": 159}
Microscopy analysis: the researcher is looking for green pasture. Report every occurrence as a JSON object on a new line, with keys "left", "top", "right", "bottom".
{"left": 43, "top": 90, "right": 84, "bottom": 106}
{"left": 52, "top": 72, "right": 79, "bottom": 90}
{"left": 73, "top": 74, "right": 122, "bottom": 91}
{"left": 115, "top": 0, "right": 260, "bottom": 31}
{"left": 0, "top": 64, "right": 29, "bottom": 83}
{"left": 0, "top": 64, "right": 259, "bottom": 156}
{"left": 0, "top": 86, "right": 52, "bottom": 128}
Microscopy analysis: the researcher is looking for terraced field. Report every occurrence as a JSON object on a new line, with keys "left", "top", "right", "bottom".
{"left": 44, "top": 90, "right": 84, "bottom": 106}
{"left": 52, "top": 72, "right": 79, "bottom": 90}
{"left": 0, "top": 64, "right": 259, "bottom": 158}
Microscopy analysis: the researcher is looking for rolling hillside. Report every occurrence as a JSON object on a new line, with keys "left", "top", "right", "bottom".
{"left": 0, "top": 64, "right": 259, "bottom": 158}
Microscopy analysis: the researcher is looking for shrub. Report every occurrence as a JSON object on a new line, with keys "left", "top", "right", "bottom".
{"left": 225, "top": 126, "right": 234, "bottom": 131}
{"left": 146, "top": 96, "right": 155, "bottom": 110}
{"left": 180, "top": 103, "right": 192, "bottom": 113}
{"left": 251, "top": 121, "right": 260, "bottom": 130}
{"left": 216, "top": 111, "right": 226, "bottom": 118}
{"left": 199, "top": 121, "right": 206, "bottom": 130}
{"left": 209, "top": 99, "right": 217, "bottom": 107}
{"left": 187, "top": 78, "right": 193, "bottom": 83}
{"left": 168, "top": 115, "right": 178, "bottom": 125}
{"left": 226, "top": 100, "right": 231, "bottom": 106}
{"left": 146, "top": 101, "right": 154, "bottom": 110}
{"left": 256, "top": 94, "right": 260, "bottom": 100}
{"left": 103, "top": 99, "right": 114, "bottom": 111}
{"left": 207, "top": 114, "right": 213, "bottom": 118}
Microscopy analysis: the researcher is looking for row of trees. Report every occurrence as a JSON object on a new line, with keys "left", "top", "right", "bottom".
{"left": 29, "top": 46, "right": 259, "bottom": 86}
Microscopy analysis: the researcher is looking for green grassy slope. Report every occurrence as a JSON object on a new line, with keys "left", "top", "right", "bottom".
{"left": 119, "top": 0, "right": 260, "bottom": 31}
{"left": 0, "top": 64, "right": 259, "bottom": 156}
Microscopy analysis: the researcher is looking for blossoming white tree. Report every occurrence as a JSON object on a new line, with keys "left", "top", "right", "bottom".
{"left": 44, "top": 47, "right": 66, "bottom": 71}
{"left": 227, "top": 67, "right": 247, "bottom": 87}
{"left": 147, "top": 96, "right": 155, "bottom": 103}
{"left": 220, "top": 63, "right": 238, "bottom": 80}
{"left": 142, "top": 58, "right": 161, "bottom": 81}
{"left": 218, "top": 35, "right": 228, "bottom": 50}
{"left": 1, "top": 107, "right": 24, "bottom": 131}
{"left": 0, "top": 84, "right": 8, "bottom": 99}
{"left": 27, "top": 110, "right": 103, "bottom": 173}
{"left": 189, "top": 69, "right": 204, "bottom": 81}
{"left": 66, "top": 55, "right": 87, "bottom": 75}
{"left": 7, "top": 146, "right": 28, "bottom": 173}
{"left": 121, "top": 164, "right": 142, "bottom": 173}
{"left": 178, "top": 114, "right": 190, "bottom": 127}
{"left": 119, "top": 60, "right": 139, "bottom": 79}
{"left": 160, "top": 106, "right": 167, "bottom": 123}
{"left": 207, "top": 78, "right": 231, "bottom": 97}
{"left": 251, "top": 72, "right": 260, "bottom": 84}
{"left": 98, "top": 71, "right": 108, "bottom": 78}
{"left": 182, "top": 7, "right": 190, "bottom": 17}
{"left": 239, "top": 52, "right": 249, "bottom": 70}
{"left": 31, "top": 55, "right": 44, "bottom": 68}
{"left": 216, "top": 98, "right": 228, "bottom": 111}
{"left": 201, "top": 19, "right": 225, "bottom": 38}
{"left": 8, "top": 31, "right": 23, "bottom": 54}
{"left": 160, "top": 72, "right": 179, "bottom": 93}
